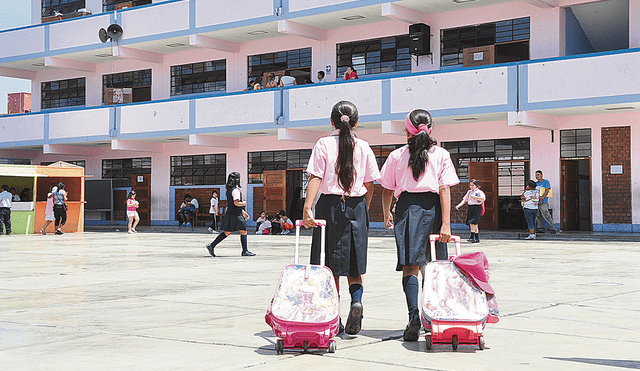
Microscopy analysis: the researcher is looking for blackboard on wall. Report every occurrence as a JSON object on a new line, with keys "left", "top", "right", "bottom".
{"left": 85, "top": 179, "right": 113, "bottom": 210}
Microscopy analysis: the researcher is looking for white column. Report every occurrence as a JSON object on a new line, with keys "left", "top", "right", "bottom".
{"left": 31, "top": 0, "right": 41, "bottom": 25}
{"left": 630, "top": 0, "right": 640, "bottom": 48}
{"left": 151, "top": 149, "right": 171, "bottom": 222}
{"left": 85, "top": 0, "right": 102, "bottom": 15}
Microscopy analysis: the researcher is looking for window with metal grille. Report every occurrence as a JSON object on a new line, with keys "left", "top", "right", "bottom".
{"left": 102, "top": 69, "right": 152, "bottom": 103}
{"left": 102, "top": 157, "right": 151, "bottom": 188}
{"left": 441, "top": 17, "right": 530, "bottom": 67}
{"left": 42, "top": 0, "right": 85, "bottom": 17}
{"left": 41, "top": 78, "right": 85, "bottom": 109}
{"left": 560, "top": 129, "right": 592, "bottom": 158}
{"left": 443, "top": 138, "right": 530, "bottom": 196}
{"left": 247, "top": 149, "right": 312, "bottom": 184}
{"left": 337, "top": 35, "right": 411, "bottom": 78}
{"left": 370, "top": 144, "right": 405, "bottom": 169}
{"left": 170, "top": 154, "right": 227, "bottom": 186}
{"left": 102, "top": 0, "right": 151, "bottom": 11}
{"left": 171, "top": 60, "right": 226, "bottom": 96}
{"left": 247, "top": 48, "right": 312, "bottom": 85}
{"left": 41, "top": 160, "right": 86, "bottom": 168}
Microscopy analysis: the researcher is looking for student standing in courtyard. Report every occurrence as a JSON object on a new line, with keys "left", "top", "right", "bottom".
{"left": 0, "top": 185, "right": 12, "bottom": 235}
{"left": 52, "top": 182, "right": 68, "bottom": 235}
{"left": 379, "top": 109, "right": 459, "bottom": 342}
{"left": 41, "top": 184, "right": 56, "bottom": 235}
{"left": 455, "top": 179, "right": 486, "bottom": 243}
{"left": 208, "top": 190, "right": 219, "bottom": 232}
{"left": 126, "top": 191, "right": 140, "bottom": 234}
{"left": 206, "top": 172, "right": 255, "bottom": 257}
{"left": 303, "top": 100, "right": 380, "bottom": 335}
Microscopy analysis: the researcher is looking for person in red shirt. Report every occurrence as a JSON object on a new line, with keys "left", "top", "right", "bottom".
{"left": 343, "top": 65, "right": 358, "bottom": 80}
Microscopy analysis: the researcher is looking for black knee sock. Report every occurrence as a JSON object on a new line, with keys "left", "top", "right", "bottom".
{"left": 475, "top": 232, "right": 479, "bottom": 241}
{"left": 402, "top": 275, "right": 420, "bottom": 320}
{"left": 240, "top": 234, "right": 248, "bottom": 252}
{"left": 211, "top": 233, "right": 227, "bottom": 247}
{"left": 349, "top": 283, "right": 363, "bottom": 303}
{"left": 469, "top": 232, "right": 474, "bottom": 240}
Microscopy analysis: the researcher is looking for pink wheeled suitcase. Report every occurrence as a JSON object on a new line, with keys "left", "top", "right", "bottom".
{"left": 421, "top": 234, "right": 497, "bottom": 351}
{"left": 265, "top": 219, "right": 340, "bottom": 354}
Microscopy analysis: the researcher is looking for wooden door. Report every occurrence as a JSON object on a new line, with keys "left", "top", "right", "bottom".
{"left": 469, "top": 162, "right": 499, "bottom": 230}
{"left": 263, "top": 170, "right": 287, "bottom": 215}
{"left": 132, "top": 174, "right": 151, "bottom": 225}
{"left": 561, "top": 160, "right": 580, "bottom": 231}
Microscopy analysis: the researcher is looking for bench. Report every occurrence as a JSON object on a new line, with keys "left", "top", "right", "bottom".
{"left": 195, "top": 200, "right": 227, "bottom": 226}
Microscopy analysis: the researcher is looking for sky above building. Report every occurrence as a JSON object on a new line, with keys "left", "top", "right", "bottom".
{"left": 0, "top": 0, "right": 32, "bottom": 114}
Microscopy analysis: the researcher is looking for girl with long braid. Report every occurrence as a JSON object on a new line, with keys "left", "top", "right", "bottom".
{"left": 303, "top": 101, "right": 380, "bottom": 336}
{"left": 379, "top": 109, "right": 459, "bottom": 342}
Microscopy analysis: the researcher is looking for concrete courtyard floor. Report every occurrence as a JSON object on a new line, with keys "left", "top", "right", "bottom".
{"left": 1, "top": 231, "right": 639, "bottom": 371}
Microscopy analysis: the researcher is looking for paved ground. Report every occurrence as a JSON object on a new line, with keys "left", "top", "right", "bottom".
{"left": 1, "top": 231, "right": 639, "bottom": 370}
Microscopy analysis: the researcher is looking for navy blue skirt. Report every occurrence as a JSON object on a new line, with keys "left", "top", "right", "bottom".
{"left": 310, "top": 194, "right": 369, "bottom": 277}
{"left": 466, "top": 204, "right": 483, "bottom": 225}
{"left": 394, "top": 192, "right": 448, "bottom": 271}
{"left": 221, "top": 213, "right": 246, "bottom": 232}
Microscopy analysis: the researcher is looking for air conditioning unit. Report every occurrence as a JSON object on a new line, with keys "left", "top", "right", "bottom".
{"left": 104, "top": 88, "right": 133, "bottom": 105}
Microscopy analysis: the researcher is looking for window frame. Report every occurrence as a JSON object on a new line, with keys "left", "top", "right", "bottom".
{"left": 336, "top": 35, "right": 411, "bottom": 79}
{"left": 171, "top": 60, "right": 227, "bottom": 96}
{"left": 102, "top": 157, "right": 152, "bottom": 188}
{"left": 170, "top": 154, "right": 227, "bottom": 186}
{"left": 41, "top": 77, "right": 86, "bottom": 109}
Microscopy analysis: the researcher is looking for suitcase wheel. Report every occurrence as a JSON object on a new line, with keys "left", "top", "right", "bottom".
{"left": 328, "top": 341, "right": 336, "bottom": 353}
{"left": 425, "top": 335, "right": 432, "bottom": 351}
{"left": 478, "top": 335, "right": 485, "bottom": 350}
{"left": 276, "top": 339, "right": 284, "bottom": 354}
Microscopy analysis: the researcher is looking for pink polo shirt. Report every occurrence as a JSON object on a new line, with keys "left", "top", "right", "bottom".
{"left": 306, "top": 130, "right": 380, "bottom": 197}
{"left": 379, "top": 145, "right": 460, "bottom": 198}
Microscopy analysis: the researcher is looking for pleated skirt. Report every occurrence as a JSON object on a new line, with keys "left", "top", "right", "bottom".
{"left": 394, "top": 191, "right": 448, "bottom": 271}
{"left": 310, "top": 194, "right": 369, "bottom": 277}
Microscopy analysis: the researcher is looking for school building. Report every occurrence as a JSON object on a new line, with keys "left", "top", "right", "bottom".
{"left": 0, "top": 0, "right": 638, "bottom": 232}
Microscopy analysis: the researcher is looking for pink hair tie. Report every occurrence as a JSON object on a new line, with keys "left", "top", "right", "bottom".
{"left": 340, "top": 115, "right": 350, "bottom": 123}
{"left": 405, "top": 112, "right": 432, "bottom": 135}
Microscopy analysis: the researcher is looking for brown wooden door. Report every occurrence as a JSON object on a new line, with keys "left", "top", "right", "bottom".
{"left": 469, "top": 162, "right": 499, "bottom": 230}
{"left": 263, "top": 170, "right": 287, "bottom": 214}
{"left": 132, "top": 174, "right": 151, "bottom": 225}
{"left": 561, "top": 160, "right": 580, "bottom": 231}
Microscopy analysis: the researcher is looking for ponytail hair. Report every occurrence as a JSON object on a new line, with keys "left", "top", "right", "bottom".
{"left": 330, "top": 101, "right": 358, "bottom": 194}
{"left": 407, "top": 109, "right": 437, "bottom": 181}
{"left": 226, "top": 172, "right": 241, "bottom": 191}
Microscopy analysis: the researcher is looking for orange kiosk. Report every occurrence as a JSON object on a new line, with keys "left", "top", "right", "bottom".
{"left": 34, "top": 162, "right": 85, "bottom": 234}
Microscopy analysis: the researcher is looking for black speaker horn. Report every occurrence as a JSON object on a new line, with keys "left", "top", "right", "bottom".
{"left": 99, "top": 28, "right": 109, "bottom": 43}
{"left": 107, "top": 24, "right": 123, "bottom": 41}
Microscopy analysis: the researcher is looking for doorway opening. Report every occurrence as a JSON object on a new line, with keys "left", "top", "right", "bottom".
{"left": 561, "top": 159, "right": 591, "bottom": 231}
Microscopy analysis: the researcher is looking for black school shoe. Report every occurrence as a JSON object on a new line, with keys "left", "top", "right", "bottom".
{"left": 403, "top": 315, "right": 421, "bottom": 342}
{"left": 338, "top": 318, "right": 344, "bottom": 334}
{"left": 205, "top": 244, "right": 216, "bottom": 257}
{"left": 345, "top": 301, "right": 363, "bottom": 335}
{"left": 241, "top": 250, "right": 256, "bottom": 256}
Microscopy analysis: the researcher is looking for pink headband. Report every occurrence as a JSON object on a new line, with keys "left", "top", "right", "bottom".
{"left": 405, "top": 112, "right": 432, "bottom": 136}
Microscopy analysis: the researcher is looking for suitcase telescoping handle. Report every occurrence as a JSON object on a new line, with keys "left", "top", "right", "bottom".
{"left": 429, "top": 234, "right": 461, "bottom": 259}
{"left": 295, "top": 220, "right": 326, "bottom": 265}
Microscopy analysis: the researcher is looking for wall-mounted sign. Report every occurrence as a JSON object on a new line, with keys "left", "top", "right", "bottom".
{"left": 610, "top": 165, "right": 623, "bottom": 174}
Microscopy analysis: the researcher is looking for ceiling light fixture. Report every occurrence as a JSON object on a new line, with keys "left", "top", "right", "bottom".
{"left": 453, "top": 117, "right": 478, "bottom": 121}
{"left": 32, "top": 62, "right": 45, "bottom": 66}
{"left": 452, "top": 0, "right": 476, "bottom": 3}
{"left": 247, "top": 30, "right": 268, "bottom": 36}
{"left": 95, "top": 53, "right": 112, "bottom": 58}
{"left": 605, "top": 106, "right": 635, "bottom": 111}
{"left": 342, "top": 15, "right": 365, "bottom": 21}
{"left": 166, "top": 137, "right": 185, "bottom": 141}
{"left": 247, "top": 132, "right": 268, "bottom": 135}
{"left": 166, "top": 43, "right": 186, "bottom": 48}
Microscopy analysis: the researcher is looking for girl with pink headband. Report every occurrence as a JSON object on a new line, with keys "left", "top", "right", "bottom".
{"left": 303, "top": 100, "right": 380, "bottom": 336}
{"left": 379, "top": 109, "right": 459, "bottom": 342}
